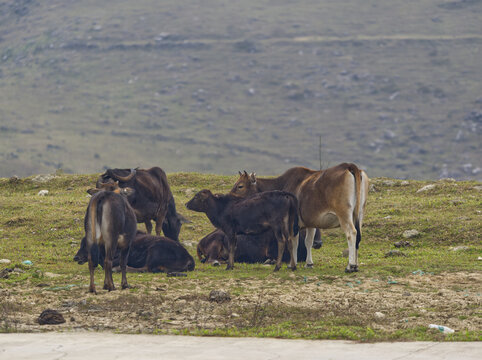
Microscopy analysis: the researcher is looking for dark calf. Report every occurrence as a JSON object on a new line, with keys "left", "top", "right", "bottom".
{"left": 186, "top": 189, "right": 299, "bottom": 271}
{"left": 197, "top": 228, "right": 322, "bottom": 265}
{"left": 74, "top": 231, "right": 195, "bottom": 273}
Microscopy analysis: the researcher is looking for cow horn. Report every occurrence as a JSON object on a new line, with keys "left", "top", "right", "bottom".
{"left": 112, "top": 168, "right": 136, "bottom": 182}
{"left": 243, "top": 170, "right": 248, "bottom": 176}
{"left": 238, "top": 171, "right": 242, "bottom": 176}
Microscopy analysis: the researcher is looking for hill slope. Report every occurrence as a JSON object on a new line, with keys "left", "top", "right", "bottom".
{"left": 0, "top": 0, "right": 481, "bottom": 179}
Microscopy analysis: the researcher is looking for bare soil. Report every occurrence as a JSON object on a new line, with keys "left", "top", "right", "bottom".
{"left": 1, "top": 271, "right": 480, "bottom": 336}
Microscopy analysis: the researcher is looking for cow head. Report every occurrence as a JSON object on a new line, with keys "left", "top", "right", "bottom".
{"left": 87, "top": 181, "right": 135, "bottom": 197}
{"left": 96, "top": 168, "right": 137, "bottom": 188}
{"left": 230, "top": 170, "right": 258, "bottom": 197}
{"left": 185, "top": 189, "right": 213, "bottom": 212}
{"left": 73, "top": 237, "right": 102, "bottom": 268}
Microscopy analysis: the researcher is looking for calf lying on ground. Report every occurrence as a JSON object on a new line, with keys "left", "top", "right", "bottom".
{"left": 197, "top": 228, "right": 322, "bottom": 265}
{"left": 186, "top": 189, "right": 299, "bottom": 271}
{"left": 83, "top": 184, "right": 137, "bottom": 293}
{"left": 74, "top": 231, "right": 195, "bottom": 273}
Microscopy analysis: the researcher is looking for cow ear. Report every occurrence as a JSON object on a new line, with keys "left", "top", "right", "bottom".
{"left": 87, "top": 188, "right": 101, "bottom": 195}
{"left": 238, "top": 171, "right": 242, "bottom": 176}
{"left": 250, "top": 172, "right": 257, "bottom": 184}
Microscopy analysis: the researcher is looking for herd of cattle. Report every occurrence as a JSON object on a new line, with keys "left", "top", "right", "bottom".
{"left": 74, "top": 163, "right": 369, "bottom": 293}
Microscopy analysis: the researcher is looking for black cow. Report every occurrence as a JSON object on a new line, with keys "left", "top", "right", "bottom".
{"left": 186, "top": 190, "right": 299, "bottom": 271}
{"left": 96, "top": 167, "right": 187, "bottom": 240}
{"left": 74, "top": 231, "right": 195, "bottom": 274}
{"left": 197, "top": 228, "right": 322, "bottom": 265}
{"left": 83, "top": 184, "right": 137, "bottom": 293}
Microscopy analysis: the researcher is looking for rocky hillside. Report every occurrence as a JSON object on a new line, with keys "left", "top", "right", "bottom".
{"left": 0, "top": 0, "right": 481, "bottom": 179}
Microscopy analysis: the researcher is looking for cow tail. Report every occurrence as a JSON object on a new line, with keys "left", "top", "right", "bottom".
{"left": 348, "top": 164, "right": 362, "bottom": 249}
{"left": 290, "top": 196, "right": 299, "bottom": 238}
{"left": 196, "top": 243, "right": 204, "bottom": 262}
{"left": 89, "top": 195, "right": 100, "bottom": 264}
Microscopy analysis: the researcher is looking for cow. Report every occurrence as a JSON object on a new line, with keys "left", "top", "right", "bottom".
{"left": 95, "top": 167, "right": 187, "bottom": 240}
{"left": 83, "top": 183, "right": 137, "bottom": 293}
{"left": 186, "top": 189, "right": 299, "bottom": 271}
{"left": 74, "top": 231, "right": 195, "bottom": 274}
{"left": 197, "top": 228, "right": 322, "bottom": 265}
{"left": 230, "top": 163, "right": 369, "bottom": 273}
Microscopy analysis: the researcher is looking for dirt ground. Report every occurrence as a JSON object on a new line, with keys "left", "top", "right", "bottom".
{"left": 1, "top": 270, "right": 480, "bottom": 337}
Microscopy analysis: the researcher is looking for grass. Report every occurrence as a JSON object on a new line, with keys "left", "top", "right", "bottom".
{"left": 0, "top": 172, "right": 481, "bottom": 340}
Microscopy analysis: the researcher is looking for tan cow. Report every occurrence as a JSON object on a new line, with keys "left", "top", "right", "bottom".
{"left": 230, "top": 163, "right": 369, "bottom": 272}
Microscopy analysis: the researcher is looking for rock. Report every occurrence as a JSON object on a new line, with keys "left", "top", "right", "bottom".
{"left": 385, "top": 250, "right": 407, "bottom": 257}
{"left": 374, "top": 312, "right": 386, "bottom": 319}
{"left": 0, "top": 259, "right": 11, "bottom": 264}
{"left": 37, "top": 190, "right": 49, "bottom": 196}
{"left": 403, "top": 229, "right": 420, "bottom": 238}
{"left": 0, "top": 268, "right": 12, "bottom": 279}
{"left": 394, "top": 241, "right": 411, "bottom": 248}
{"left": 31, "top": 174, "right": 57, "bottom": 183}
{"left": 209, "top": 290, "right": 231, "bottom": 303}
{"left": 37, "top": 309, "right": 66, "bottom": 325}
{"left": 451, "top": 246, "right": 469, "bottom": 252}
{"left": 473, "top": 186, "right": 482, "bottom": 191}
{"left": 382, "top": 180, "right": 396, "bottom": 186}
{"left": 400, "top": 181, "right": 409, "bottom": 186}
{"left": 44, "top": 272, "right": 61, "bottom": 278}
{"left": 417, "top": 184, "right": 436, "bottom": 193}
{"left": 9, "top": 176, "right": 20, "bottom": 184}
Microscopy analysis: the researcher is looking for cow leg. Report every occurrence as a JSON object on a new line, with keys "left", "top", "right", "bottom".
{"left": 120, "top": 247, "right": 130, "bottom": 289}
{"left": 145, "top": 221, "right": 153, "bottom": 234}
{"left": 291, "top": 232, "right": 299, "bottom": 267}
{"left": 87, "top": 248, "right": 96, "bottom": 294}
{"left": 287, "top": 235, "right": 297, "bottom": 272}
{"left": 339, "top": 216, "right": 358, "bottom": 273}
{"left": 226, "top": 234, "right": 237, "bottom": 270}
{"left": 103, "top": 244, "right": 115, "bottom": 291}
{"left": 304, "top": 228, "right": 316, "bottom": 268}
{"left": 274, "top": 230, "right": 285, "bottom": 272}
{"left": 155, "top": 208, "right": 168, "bottom": 236}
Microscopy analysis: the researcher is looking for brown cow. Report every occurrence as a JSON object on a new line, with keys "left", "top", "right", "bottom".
{"left": 230, "top": 163, "right": 369, "bottom": 272}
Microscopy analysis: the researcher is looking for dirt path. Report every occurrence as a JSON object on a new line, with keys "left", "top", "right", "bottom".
{"left": 1, "top": 333, "right": 481, "bottom": 360}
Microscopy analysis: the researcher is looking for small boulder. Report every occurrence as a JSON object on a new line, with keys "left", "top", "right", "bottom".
{"left": 374, "top": 312, "right": 386, "bottom": 319}
{"left": 403, "top": 229, "right": 420, "bottom": 239}
{"left": 37, "top": 309, "right": 66, "bottom": 325}
{"left": 37, "top": 190, "right": 49, "bottom": 196}
{"left": 417, "top": 184, "right": 436, "bottom": 193}
{"left": 385, "top": 250, "right": 407, "bottom": 257}
{"left": 0, "top": 259, "right": 11, "bottom": 264}
{"left": 209, "top": 290, "right": 231, "bottom": 303}
{"left": 394, "top": 241, "right": 412, "bottom": 248}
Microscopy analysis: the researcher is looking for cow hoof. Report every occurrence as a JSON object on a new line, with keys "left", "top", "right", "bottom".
{"left": 305, "top": 263, "right": 314, "bottom": 269}
{"left": 345, "top": 265, "right": 359, "bottom": 273}
{"left": 291, "top": 265, "right": 297, "bottom": 272}
{"left": 121, "top": 284, "right": 130, "bottom": 290}
{"left": 273, "top": 266, "right": 281, "bottom": 272}
{"left": 212, "top": 260, "right": 220, "bottom": 267}
{"left": 201, "top": 258, "right": 207, "bottom": 264}
{"left": 225, "top": 265, "right": 234, "bottom": 270}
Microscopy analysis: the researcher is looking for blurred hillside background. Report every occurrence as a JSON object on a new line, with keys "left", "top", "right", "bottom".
{"left": 0, "top": 0, "right": 480, "bottom": 180}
